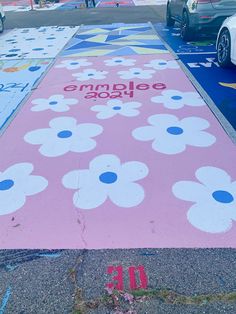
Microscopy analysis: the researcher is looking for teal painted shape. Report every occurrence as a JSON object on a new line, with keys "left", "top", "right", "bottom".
{"left": 132, "top": 40, "right": 164, "bottom": 45}
{"left": 101, "top": 27, "right": 121, "bottom": 31}
{"left": 106, "top": 47, "right": 137, "bottom": 55}
{"left": 0, "top": 287, "right": 11, "bottom": 314}
{"left": 66, "top": 41, "right": 110, "bottom": 51}
{"left": 74, "top": 34, "right": 98, "bottom": 40}
{"left": 131, "top": 44, "right": 167, "bottom": 50}
{"left": 115, "top": 30, "right": 152, "bottom": 35}
{"left": 105, "top": 35, "right": 129, "bottom": 42}
{"left": 124, "top": 27, "right": 152, "bottom": 32}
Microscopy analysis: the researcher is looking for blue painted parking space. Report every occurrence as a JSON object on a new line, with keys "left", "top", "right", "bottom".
{"left": 154, "top": 23, "right": 236, "bottom": 133}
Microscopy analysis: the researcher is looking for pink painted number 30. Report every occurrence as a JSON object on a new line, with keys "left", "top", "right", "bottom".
{"left": 106, "top": 265, "right": 148, "bottom": 291}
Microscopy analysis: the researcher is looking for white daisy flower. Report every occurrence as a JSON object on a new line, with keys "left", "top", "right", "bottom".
{"left": 24, "top": 117, "right": 103, "bottom": 157}
{"left": 117, "top": 68, "right": 155, "bottom": 80}
{"left": 173, "top": 166, "right": 236, "bottom": 233}
{"left": 62, "top": 154, "right": 149, "bottom": 209}
{"left": 144, "top": 59, "right": 180, "bottom": 70}
{"left": 132, "top": 114, "right": 216, "bottom": 155}
{"left": 72, "top": 69, "right": 108, "bottom": 81}
{"left": 91, "top": 99, "right": 142, "bottom": 119}
{"left": 104, "top": 57, "right": 136, "bottom": 67}
{"left": 31, "top": 95, "right": 78, "bottom": 113}
{"left": 151, "top": 89, "right": 205, "bottom": 109}
{"left": 55, "top": 59, "right": 92, "bottom": 70}
{"left": 0, "top": 163, "right": 48, "bottom": 215}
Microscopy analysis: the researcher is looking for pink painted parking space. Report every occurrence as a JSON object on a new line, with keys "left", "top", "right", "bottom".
{"left": 97, "top": 0, "right": 135, "bottom": 7}
{"left": 0, "top": 53, "right": 236, "bottom": 249}
{"left": 1, "top": 0, "right": 71, "bottom": 11}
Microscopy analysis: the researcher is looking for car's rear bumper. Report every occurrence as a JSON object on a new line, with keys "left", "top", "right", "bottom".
{"left": 189, "top": 12, "right": 236, "bottom": 34}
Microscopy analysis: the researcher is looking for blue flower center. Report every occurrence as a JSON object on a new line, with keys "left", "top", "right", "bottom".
{"left": 70, "top": 62, "right": 79, "bottom": 65}
{"left": 49, "top": 101, "right": 58, "bottom": 106}
{"left": 0, "top": 179, "right": 14, "bottom": 191}
{"left": 57, "top": 130, "right": 72, "bottom": 138}
{"left": 212, "top": 190, "right": 234, "bottom": 204}
{"left": 88, "top": 73, "right": 94, "bottom": 76}
{"left": 158, "top": 62, "right": 166, "bottom": 65}
{"left": 113, "top": 106, "right": 121, "bottom": 110}
{"left": 171, "top": 95, "right": 182, "bottom": 100}
{"left": 99, "top": 172, "right": 118, "bottom": 184}
{"left": 134, "top": 72, "right": 140, "bottom": 75}
{"left": 115, "top": 60, "right": 122, "bottom": 63}
{"left": 167, "top": 126, "right": 183, "bottom": 135}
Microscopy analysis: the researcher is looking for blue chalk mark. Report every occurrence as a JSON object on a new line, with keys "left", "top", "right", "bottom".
{"left": 38, "top": 253, "right": 62, "bottom": 258}
{"left": 139, "top": 252, "right": 158, "bottom": 256}
{"left": 0, "top": 287, "right": 11, "bottom": 314}
{"left": 5, "top": 265, "right": 18, "bottom": 272}
{"left": 217, "top": 275, "right": 226, "bottom": 286}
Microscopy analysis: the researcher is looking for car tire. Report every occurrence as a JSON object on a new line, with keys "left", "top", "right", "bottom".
{"left": 0, "top": 16, "right": 4, "bottom": 34}
{"left": 180, "top": 11, "right": 194, "bottom": 41}
{"left": 217, "top": 28, "right": 232, "bottom": 67}
{"left": 166, "top": 4, "right": 175, "bottom": 27}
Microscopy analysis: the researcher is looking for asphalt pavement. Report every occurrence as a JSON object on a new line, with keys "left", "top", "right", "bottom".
{"left": 1, "top": 249, "right": 236, "bottom": 313}
{"left": 5, "top": 5, "right": 166, "bottom": 29}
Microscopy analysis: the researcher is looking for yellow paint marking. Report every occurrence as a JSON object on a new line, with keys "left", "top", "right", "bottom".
{"left": 131, "top": 46, "right": 170, "bottom": 54}
{"left": 108, "top": 41, "right": 145, "bottom": 46}
{"left": 79, "top": 28, "right": 110, "bottom": 34}
{"left": 123, "top": 35, "right": 159, "bottom": 40}
{"left": 87, "top": 35, "right": 108, "bottom": 43}
{"left": 68, "top": 50, "right": 112, "bottom": 56}
{"left": 219, "top": 82, "right": 236, "bottom": 90}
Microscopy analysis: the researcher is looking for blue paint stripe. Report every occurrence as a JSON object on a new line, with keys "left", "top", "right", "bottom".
{"left": 0, "top": 287, "right": 11, "bottom": 314}
{"left": 37, "top": 253, "right": 62, "bottom": 258}
{"left": 5, "top": 265, "right": 18, "bottom": 272}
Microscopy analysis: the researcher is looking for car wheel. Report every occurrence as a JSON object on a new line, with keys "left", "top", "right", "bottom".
{"left": 217, "top": 29, "right": 232, "bottom": 67}
{"left": 180, "top": 11, "right": 194, "bottom": 41}
{"left": 166, "top": 4, "right": 175, "bottom": 27}
{"left": 0, "top": 16, "right": 4, "bottom": 33}
{"left": 0, "top": 17, "right": 4, "bottom": 34}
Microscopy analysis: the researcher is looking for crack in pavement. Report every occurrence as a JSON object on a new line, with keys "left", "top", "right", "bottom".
{"left": 74, "top": 170, "right": 88, "bottom": 250}
{"left": 73, "top": 287, "right": 236, "bottom": 313}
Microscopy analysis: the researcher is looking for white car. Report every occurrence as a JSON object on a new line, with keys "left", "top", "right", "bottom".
{"left": 0, "top": 4, "right": 5, "bottom": 33}
{"left": 217, "top": 13, "right": 236, "bottom": 67}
